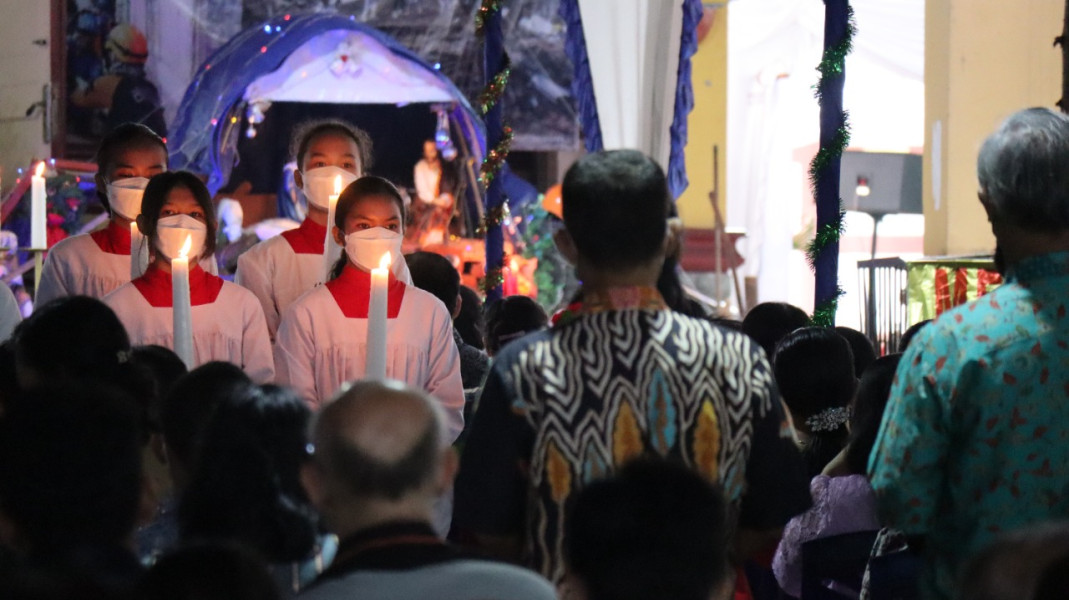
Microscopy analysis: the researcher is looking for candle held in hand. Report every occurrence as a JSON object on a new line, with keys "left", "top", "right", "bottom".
{"left": 365, "top": 251, "right": 390, "bottom": 380}
{"left": 172, "top": 235, "right": 194, "bottom": 368}
{"left": 322, "top": 174, "right": 344, "bottom": 282}
{"left": 30, "top": 162, "right": 47, "bottom": 250}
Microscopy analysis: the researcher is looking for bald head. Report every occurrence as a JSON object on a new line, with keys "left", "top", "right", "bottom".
{"left": 312, "top": 381, "right": 445, "bottom": 502}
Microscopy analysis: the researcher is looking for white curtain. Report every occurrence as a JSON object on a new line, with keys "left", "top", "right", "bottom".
{"left": 578, "top": 0, "right": 685, "bottom": 170}
{"left": 727, "top": 0, "right": 924, "bottom": 312}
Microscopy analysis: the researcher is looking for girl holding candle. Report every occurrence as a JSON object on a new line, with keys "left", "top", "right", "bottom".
{"left": 36, "top": 123, "right": 217, "bottom": 307}
{"left": 104, "top": 171, "right": 273, "bottom": 383}
{"left": 274, "top": 176, "right": 463, "bottom": 440}
{"left": 235, "top": 120, "right": 372, "bottom": 341}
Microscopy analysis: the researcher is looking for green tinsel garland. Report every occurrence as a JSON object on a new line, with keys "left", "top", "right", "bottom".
{"left": 807, "top": 4, "right": 857, "bottom": 327}
{"left": 476, "top": 199, "right": 511, "bottom": 236}
{"left": 479, "top": 125, "right": 514, "bottom": 187}
{"left": 478, "top": 56, "right": 511, "bottom": 115}
{"left": 474, "top": 0, "right": 503, "bottom": 35}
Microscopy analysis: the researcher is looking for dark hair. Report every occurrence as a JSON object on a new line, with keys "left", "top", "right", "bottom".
{"left": 485, "top": 295, "right": 548, "bottom": 355}
{"left": 773, "top": 327, "right": 856, "bottom": 477}
{"left": 710, "top": 317, "right": 743, "bottom": 332}
{"left": 131, "top": 345, "right": 188, "bottom": 430}
{"left": 161, "top": 361, "right": 252, "bottom": 470}
{"left": 834, "top": 326, "right": 877, "bottom": 376}
{"left": 405, "top": 251, "right": 460, "bottom": 314}
{"left": 139, "top": 171, "right": 218, "bottom": 259}
{"left": 898, "top": 319, "right": 931, "bottom": 352}
{"left": 316, "top": 381, "right": 442, "bottom": 501}
{"left": 94, "top": 123, "right": 167, "bottom": 214}
{"left": 562, "top": 150, "right": 670, "bottom": 270}
{"left": 136, "top": 542, "right": 282, "bottom": 600}
{"left": 328, "top": 176, "right": 406, "bottom": 280}
{"left": 742, "top": 302, "right": 811, "bottom": 359}
{"left": 14, "top": 296, "right": 131, "bottom": 388}
{"left": 455, "top": 286, "right": 486, "bottom": 350}
{"left": 566, "top": 459, "right": 730, "bottom": 600}
{"left": 959, "top": 521, "right": 1069, "bottom": 600}
{"left": 178, "top": 384, "right": 317, "bottom": 563}
{"left": 290, "top": 118, "right": 373, "bottom": 173}
{"left": 0, "top": 387, "right": 143, "bottom": 556}
{"left": 844, "top": 353, "right": 901, "bottom": 475}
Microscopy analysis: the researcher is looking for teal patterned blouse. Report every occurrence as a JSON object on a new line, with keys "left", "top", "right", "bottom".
{"left": 870, "top": 251, "right": 1069, "bottom": 600}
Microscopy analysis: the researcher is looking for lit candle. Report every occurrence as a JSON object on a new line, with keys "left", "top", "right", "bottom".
{"left": 172, "top": 235, "right": 194, "bottom": 368}
{"left": 30, "top": 162, "right": 46, "bottom": 250}
{"left": 365, "top": 251, "right": 390, "bottom": 380}
{"left": 322, "top": 174, "right": 343, "bottom": 282}
{"left": 130, "top": 222, "right": 147, "bottom": 280}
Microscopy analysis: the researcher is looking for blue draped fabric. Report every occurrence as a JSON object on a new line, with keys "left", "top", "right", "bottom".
{"left": 558, "top": 0, "right": 603, "bottom": 155}
{"left": 559, "top": 0, "right": 700, "bottom": 199}
{"left": 168, "top": 13, "right": 485, "bottom": 196}
{"left": 667, "top": 0, "right": 703, "bottom": 199}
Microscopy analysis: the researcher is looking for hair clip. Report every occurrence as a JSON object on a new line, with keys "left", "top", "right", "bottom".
{"left": 805, "top": 406, "right": 850, "bottom": 433}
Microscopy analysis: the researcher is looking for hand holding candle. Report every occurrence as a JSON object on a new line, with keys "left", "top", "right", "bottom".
{"left": 30, "top": 162, "right": 47, "bottom": 250}
{"left": 172, "top": 235, "right": 194, "bottom": 368}
{"left": 130, "top": 222, "right": 147, "bottom": 280}
{"left": 365, "top": 251, "right": 390, "bottom": 380}
{"left": 322, "top": 174, "right": 343, "bottom": 282}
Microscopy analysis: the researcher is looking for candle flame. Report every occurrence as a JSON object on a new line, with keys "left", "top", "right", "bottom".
{"left": 379, "top": 252, "right": 391, "bottom": 270}
{"left": 333, "top": 175, "right": 343, "bottom": 195}
{"left": 34, "top": 162, "right": 45, "bottom": 178}
{"left": 178, "top": 234, "right": 192, "bottom": 259}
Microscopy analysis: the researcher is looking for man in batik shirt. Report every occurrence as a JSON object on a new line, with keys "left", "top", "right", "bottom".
{"left": 870, "top": 107, "right": 1069, "bottom": 600}
{"left": 453, "top": 150, "right": 810, "bottom": 582}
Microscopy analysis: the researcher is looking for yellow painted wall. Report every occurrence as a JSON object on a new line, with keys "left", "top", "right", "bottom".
{"left": 0, "top": 0, "right": 51, "bottom": 187}
{"left": 925, "top": 0, "right": 1063, "bottom": 255}
{"left": 677, "top": 5, "right": 727, "bottom": 229}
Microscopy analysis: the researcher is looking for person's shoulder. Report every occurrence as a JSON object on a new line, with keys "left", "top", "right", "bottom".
{"left": 101, "top": 280, "right": 141, "bottom": 306}
{"left": 439, "top": 559, "right": 557, "bottom": 598}
{"left": 403, "top": 285, "right": 453, "bottom": 316}
{"left": 668, "top": 311, "right": 763, "bottom": 356}
{"left": 284, "top": 283, "right": 332, "bottom": 316}
{"left": 219, "top": 279, "right": 265, "bottom": 306}
{"left": 48, "top": 231, "right": 99, "bottom": 259}
{"left": 238, "top": 233, "right": 288, "bottom": 264}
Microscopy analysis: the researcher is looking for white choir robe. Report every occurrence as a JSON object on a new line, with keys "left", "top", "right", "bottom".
{"left": 0, "top": 283, "right": 21, "bottom": 342}
{"left": 235, "top": 217, "right": 326, "bottom": 341}
{"left": 275, "top": 264, "right": 465, "bottom": 441}
{"left": 37, "top": 220, "right": 219, "bottom": 307}
{"left": 104, "top": 264, "right": 274, "bottom": 382}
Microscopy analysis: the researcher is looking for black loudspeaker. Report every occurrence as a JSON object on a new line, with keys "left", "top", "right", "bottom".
{"left": 838, "top": 151, "right": 923, "bottom": 215}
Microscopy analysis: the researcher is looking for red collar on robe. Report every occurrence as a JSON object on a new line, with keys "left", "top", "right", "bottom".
{"left": 326, "top": 264, "right": 406, "bottom": 319}
{"left": 132, "top": 263, "right": 224, "bottom": 307}
{"left": 280, "top": 217, "right": 327, "bottom": 254}
{"left": 89, "top": 220, "right": 132, "bottom": 255}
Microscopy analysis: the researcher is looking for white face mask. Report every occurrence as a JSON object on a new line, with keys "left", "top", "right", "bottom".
{"left": 155, "top": 214, "right": 207, "bottom": 262}
{"left": 300, "top": 166, "right": 358, "bottom": 210}
{"left": 344, "top": 227, "right": 404, "bottom": 272}
{"left": 106, "top": 177, "right": 150, "bottom": 220}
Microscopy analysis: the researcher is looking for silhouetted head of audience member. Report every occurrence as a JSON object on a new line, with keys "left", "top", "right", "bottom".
{"left": 455, "top": 286, "right": 486, "bottom": 350}
{"left": 560, "top": 150, "right": 670, "bottom": 281}
{"left": 844, "top": 353, "right": 901, "bottom": 476}
{"left": 773, "top": 327, "right": 856, "bottom": 477}
{"left": 405, "top": 251, "right": 461, "bottom": 317}
{"left": 13, "top": 296, "right": 131, "bottom": 391}
{"left": 899, "top": 319, "right": 932, "bottom": 353}
{"left": 136, "top": 542, "right": 282, "bottom": 600}
{"left": 0, "top": 340, "right": 17, "bottom": 417}
{"left": 302, "top": 380, "right": 455, "bottom": 538}
{"left": 958, "top": 521, "right": 1069, "bottom": 600}
{"left": 484, "top": 295, "right": 549, "bottom": 356}
{"left": 565, "top": 459, "right": 732, "bottom": 600}
{"left": 178, "top": 385, "right": 316, "bottom": 564}
{"left": 834, "top": 326, "right": 877, "bottom": 376}
{"left": 162, "top": 361, "right": 253, "bottom": 493}
{"left": 0, "top": 386, "right": 143, "bottom": 581}
{"left": 742, "top": 302, "right": 811, "bottom": 360}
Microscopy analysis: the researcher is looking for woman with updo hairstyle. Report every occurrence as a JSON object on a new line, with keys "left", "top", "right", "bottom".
{"left": 772, "top": 326, "right": 857, "bottom": 479}
{"left": 103, "top": 171, "right": 273, "bottom": 382}
{"left": 275, "top": 176, "right": 463, "bottom": 441}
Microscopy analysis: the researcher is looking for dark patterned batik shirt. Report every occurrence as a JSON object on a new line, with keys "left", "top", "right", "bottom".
{"left": 454, "top": 286, "right": 810, "bottom": 582}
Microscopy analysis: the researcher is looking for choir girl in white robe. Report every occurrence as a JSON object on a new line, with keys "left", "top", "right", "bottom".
{"left": 36, "top": 124, "right": 216, "bottom": 307}
{"left": 105, "top": 171, "right": 273, "bottom": 382}
{"left": 275, "top": 176, "right": 463, "bottom": 440}
{"left": 235, "top": 120, "right": 370, "bottom": 340}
